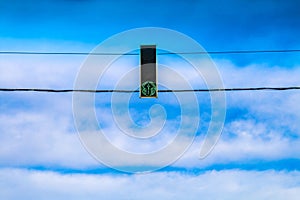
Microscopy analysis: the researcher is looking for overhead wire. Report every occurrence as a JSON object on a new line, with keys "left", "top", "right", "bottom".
{"left": 1, "top": 49, "right": 300, "bottom": 93}
{"left": 1, "top": 49, "right": 300, "bottom": 55}
{"left": 0, "top": 87, "right": 300, "bottom": 93}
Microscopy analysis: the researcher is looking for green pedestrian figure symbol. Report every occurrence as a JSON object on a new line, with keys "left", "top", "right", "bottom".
{"left": 141, "top": 81, "right": 156, "bottom": 97}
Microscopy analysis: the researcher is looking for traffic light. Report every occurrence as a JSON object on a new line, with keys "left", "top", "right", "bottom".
{"left": 140, "top": 45, "right": 157, "bottom": 98}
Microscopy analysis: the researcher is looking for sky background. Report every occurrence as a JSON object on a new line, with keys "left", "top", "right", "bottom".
{"left": 1, "top": 0, "right": 300, "bottom": 199}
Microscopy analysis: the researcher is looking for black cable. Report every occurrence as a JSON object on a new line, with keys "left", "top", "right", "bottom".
{"left": 0, "top": 52, "right": 138, "bottom": 56}
{"left": 0, "top": 87, "right": 300, "bottom": 93}
{"left": 159, "top": 49, "right": 300, "bottom": 55}
{"left": 1, "top": 49, "right": 300, "bottom": 55}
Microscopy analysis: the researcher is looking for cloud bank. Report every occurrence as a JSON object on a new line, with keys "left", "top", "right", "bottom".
{"left": 1, "top": 168, "right": 299, "bottom": 200}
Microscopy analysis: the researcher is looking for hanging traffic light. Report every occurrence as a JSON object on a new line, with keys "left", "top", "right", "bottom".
{"left": 140, "top": 45, "right": 157, "bottom": 98}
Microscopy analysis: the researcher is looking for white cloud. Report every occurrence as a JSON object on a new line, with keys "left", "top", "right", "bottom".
{"left": 1, "top": 100, "right": 300, "bottom": 170}
{"left": 176, "top": 119, "right": 300, "bottom": 168}
{"left": 215, "top": 59, "right": 300, "bottom": 87}
{"left": 0, "top": 55, "right": 82, "bottom": 88}
{"left": 0, "top": 168, "right": 300, "bottom": 200}
{"left": 0, "top": 109, "right": 98, "bottom": 169}
{"left": 0, "top": 39, "right": 97, "bottom": 89}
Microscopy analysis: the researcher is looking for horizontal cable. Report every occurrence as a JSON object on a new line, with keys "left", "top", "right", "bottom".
{"left": 0, "top": 52, "right": 138, "bottom": 56}
{"left": 1, "top": 49, "right": 300, "bottom": 56}
{"left": 0, "top": 87, "right": 300, "bottom": 93}
{"left": 160, "top": 49, "right": 300, "bottom": 55}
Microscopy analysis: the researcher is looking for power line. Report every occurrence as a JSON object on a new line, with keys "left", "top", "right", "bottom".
{"left": 0, "top": 52, "right": 138, "bottom": 56}
{"left": 1, "top": 49, "right": 300, "bottom": 56}
{"left": 0, "top": 87, "right": 300, "bottom": 93}
{"left": 160, "top": 49, "right": 300, "bottom": 55}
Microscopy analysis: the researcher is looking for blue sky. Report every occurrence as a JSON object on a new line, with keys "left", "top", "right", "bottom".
{"left": 1, "top": 0, "right": 300, "bottom": 199}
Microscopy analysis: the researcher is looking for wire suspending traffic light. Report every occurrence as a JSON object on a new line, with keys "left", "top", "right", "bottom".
{"left": 1, "top": 48, "right": 300, "bottom": 94}
{"left": 1, "top": 49, "right": 300, "bottom": 55}
{"left": 0, "top": 87, "right": 300, "bottom": 93}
